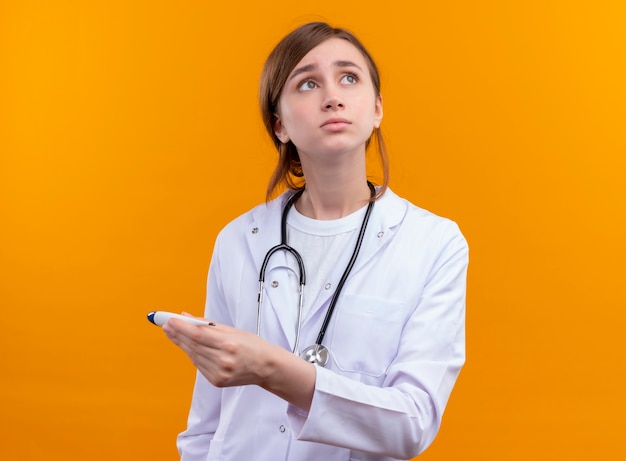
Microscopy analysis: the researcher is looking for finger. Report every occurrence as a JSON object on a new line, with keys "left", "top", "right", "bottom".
{"left": 164, "top": 327, "right": 232, "bottom": 385}
{"left": 163, "top": 318, "right": 224, "bottom": 354}
{"left": 164, "top": 316, "right": 212, "bottom": 336}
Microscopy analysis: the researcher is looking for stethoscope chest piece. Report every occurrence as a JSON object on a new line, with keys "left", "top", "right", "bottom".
{"left": 300, "top": 344, "right": 329, "bottom": 366}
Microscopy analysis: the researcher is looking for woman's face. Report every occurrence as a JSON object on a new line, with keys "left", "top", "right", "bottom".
{"left": 274, "top": 38, "right": 383, "bottom": 162}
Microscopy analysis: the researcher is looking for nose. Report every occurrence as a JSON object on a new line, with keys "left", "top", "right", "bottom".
{"left": 322, "top": 95, "right": 344, "bottom": 111}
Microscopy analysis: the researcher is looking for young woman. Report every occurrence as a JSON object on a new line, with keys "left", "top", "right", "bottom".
{"left": 163, "top": 22, "right": 468, "bottom": 461}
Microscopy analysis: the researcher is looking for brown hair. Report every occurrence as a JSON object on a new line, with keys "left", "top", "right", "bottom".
{"left": 259, "top": 22, "right": 389, "bottom": 201}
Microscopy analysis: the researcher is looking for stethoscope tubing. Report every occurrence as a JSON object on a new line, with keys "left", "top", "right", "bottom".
{"left": 314, "top": 185, "right": 375, "bottom": 346}
{"left": 256, "top": 183, "right": 375, "bottom": 364}
{"left": 257, "top": 189, "right": 306, "bottom": 354}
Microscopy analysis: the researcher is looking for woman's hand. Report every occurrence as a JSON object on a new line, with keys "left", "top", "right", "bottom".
{"left": 163, "top": 315, "right": 316, "bottom": 411}
{"left": 163, "top": 317, "right": 273, "bottom": 387}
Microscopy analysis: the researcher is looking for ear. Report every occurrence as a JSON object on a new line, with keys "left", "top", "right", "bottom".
{"left": 273, "top": 115, "right": 290, "bottom": 143}
{"left": 374, "top": 94, "right": 383, "bottom": 129}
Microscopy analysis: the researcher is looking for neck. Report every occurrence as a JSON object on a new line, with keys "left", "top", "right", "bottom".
{"left": 295, "top": 176, "right": 372, "bottom": 220}
{"left": 294, "top": 145, "right": 371, "bottom": 219}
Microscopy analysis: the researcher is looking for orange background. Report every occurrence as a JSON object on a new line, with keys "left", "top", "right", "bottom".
{"left": 1, "top": 1, "right": 625, "bottom": 460}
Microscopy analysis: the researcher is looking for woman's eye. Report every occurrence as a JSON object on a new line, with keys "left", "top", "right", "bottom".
{"left": 298, "top": 80, "right": 317, "bottom": 91}
{"left": 341, "top": 74, "right": 358, "bottom": 85}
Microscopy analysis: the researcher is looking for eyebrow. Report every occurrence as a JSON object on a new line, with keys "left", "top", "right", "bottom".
{"left": 287, "top": 60, "right": 364, "bottom": 82}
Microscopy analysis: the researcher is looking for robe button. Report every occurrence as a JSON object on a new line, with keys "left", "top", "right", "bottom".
{"left": 252, "top": 227, "right": 259, "bottom": 234}
{"left": 377, "top": 231, "right": 384, "bottom": 238}
{"left": 324, "top": 283, "right": 332, "bottom": 290}
{"left": 279, "top": 425, "right": 286, "bottom": 433}
{"left": 271, "top": 281, "right": 279, "bottom": 288}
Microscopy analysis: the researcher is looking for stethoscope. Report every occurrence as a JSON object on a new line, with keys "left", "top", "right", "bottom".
{"left": 257, "top": 182, "right": 375, "bottom": 366}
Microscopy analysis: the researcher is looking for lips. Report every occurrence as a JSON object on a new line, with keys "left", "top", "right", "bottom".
{"left": 321, "top": 118, "right": 351, "bottom": 129}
